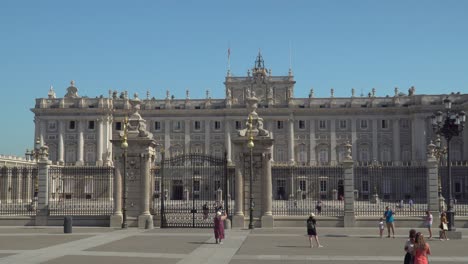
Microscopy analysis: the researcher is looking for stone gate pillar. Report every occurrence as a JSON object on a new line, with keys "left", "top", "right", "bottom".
{"left": 110, "top": 98, "right": 156, "bottom": 228}
{"left": 343, "top": 142, "right": 355, "bottom": 227}
{"left": 231, "top": 92, "right": 274, "bottom": 228}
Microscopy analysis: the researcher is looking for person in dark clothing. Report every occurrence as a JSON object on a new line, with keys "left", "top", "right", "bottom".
{"left": 306, "top": 213, "right": 323, "bottom": 248}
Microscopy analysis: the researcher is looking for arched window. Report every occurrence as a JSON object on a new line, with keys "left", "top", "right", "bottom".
{"left": 317, "top": 145, "right": 329, "bottom": 165}
{"left": 380, "top": 145, "right": 391, "bottom": 162}
{"left": 402, "top": 148, "right": 411, "bottom": 162}
{"left": 191, "top": 144, "right": 203, "bottom": 154}
{"left": 276, "top": 146, "right": 286, "bottom": 162}
{"left": 297, "top": 144, "right": 307, "bottom": 163}
{"left": 212, "top": 144, "right": 224, "bottom": 157}
{"left": 65, "top": 144, "right": 77, "bottom": 164}
{"left": 171, "top": 145, "right": 183, "bottom": 157}
{"left": 48, "top": 143, "right": 57, "bottom": 162}
{"left": 359, "top": 144, "right": 370, "bottom": 162}
{"left": 85, "top": 144, "right": 96, "bottom": 164}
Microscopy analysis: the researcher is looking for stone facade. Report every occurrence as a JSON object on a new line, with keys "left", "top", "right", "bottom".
{"left": 31, "top": 53, "right": 468, "bottom": 167}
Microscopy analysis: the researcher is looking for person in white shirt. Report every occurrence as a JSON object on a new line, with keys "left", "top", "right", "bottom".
{"left": 425, "top": 210, "right": 433, "bottom": 239}
{"left": 378, "top": 217, "right": 385, "bottom": 238}
{"left": 403, "top": 229, "right": 416, "bottom": 264}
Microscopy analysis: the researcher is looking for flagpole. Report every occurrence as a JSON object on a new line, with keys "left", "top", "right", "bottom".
{"left": 227, "top": 45, "right": 231, "bottom": 76}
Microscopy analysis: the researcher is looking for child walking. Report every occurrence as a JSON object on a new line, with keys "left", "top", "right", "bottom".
{"left": 379, "top": 217, "right": 385, "bottom": 238}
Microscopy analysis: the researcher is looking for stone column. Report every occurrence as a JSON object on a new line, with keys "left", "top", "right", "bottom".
{"left": 205, "top": 120, "right": 210, "bottom": 154}
{"left": 16, "top": 172, "right": 22, "bottom": 202}
{"left": 39, "top": 119, "right": 46, "bottom": 146}
{"left": 185, "top": 120, "right": 190, "bottom": 154}
{"left": 268, "top": 121, "right": 274, "bottom": 162}
{"left": 330, "top": 120, "right": 337, "bottom": 165}
{"left": 110, "top": 159, "right": 123, "bottom": 227}
{"left": 309, "top": 120, "right": 316, "bottom": 165}
{"left": 343, "top": 159, "right": 355, "bottom": 227}
{"left": 392, "top": 118, "right": 401, "bottom": 164}
{"left": 261, "top": 152, "right": 273, "bottom": 227}
{"left": 58, "top": 121, "right": 64, "bottom": 164}
{"left": 232, "top": 157, "right": 245, "bottom": 228}
{"left": 351, "top": 118, "right": 357, "bottom": 159}
{"left": 289, "top": 173, "right": 294, "bottom": 199}
{"left": 464, "top": 128, "right": 468, "bottom": 161}
{"left": 225, "top": 120, "right": 232, "bottom": 164}
{"left": 97, "top": 118, "right": 104, "bottom": 166}
{"left": 77, "top": 120, "right": 84, "bottom": 166}
{"left": 35, "top": 157, "right": 51, "bottom": 226}
{"left": 25, "top": 172, "right": 32, "bottom": 203}
{"left": 138, "top": 154, "right": 153, "bottom": 229}
{"left": 6, "top": 169, "right": 12, "bottom": 203}
{"left": 105, "top": 116, "right": 113, "bottom": 165}
{"left": 288, "top": 117, "right": 295, "bottom": 164}
{"left": 164, "top": 120, "right": 171, "bottom": 154}
{"left": 372, "top": 119, "right": 378, "bottom": 161}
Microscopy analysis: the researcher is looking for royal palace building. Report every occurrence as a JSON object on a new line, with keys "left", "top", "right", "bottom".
{"left": 32, "top": 53, "right": 468, "bottom": 168}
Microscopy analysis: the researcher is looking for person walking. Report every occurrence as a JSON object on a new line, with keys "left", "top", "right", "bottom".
{"left": 316, "top": 200, "right": 322, "bottom": 214}
{"left": 384, "top": 206, "right": 395, "bottom": 238}
{"left": 306, "top": 213, "right": 323, "bottom": 248}
{"left": 439, "top": 212, "right": 449, "bottom": 241}
{"left": 403, "top": 229, "right": 416, "bottom": 264}
{"left": 202, "top": 202, "right": 209, "bottom": 220}
{"left": 413, "top": 232, "right": 431, "bottom": 264}
{"left": 425, "top": 210, "right": 433, "bottom": 239}
{"left": 213, "top": 211, "right": 227, "bottom": 244}
{"left": 378, "top": 217, "right": 385, "bottom": 238}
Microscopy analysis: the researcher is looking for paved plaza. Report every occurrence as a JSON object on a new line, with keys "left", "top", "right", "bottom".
{"left": 0, "top": 226, "right": 467, "bottom": 264}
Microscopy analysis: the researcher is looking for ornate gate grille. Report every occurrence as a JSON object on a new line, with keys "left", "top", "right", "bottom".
{"left": 153, "top": 153, "right": 228, "bottom": 228}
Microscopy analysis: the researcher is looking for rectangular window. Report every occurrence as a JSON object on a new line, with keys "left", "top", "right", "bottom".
{"left": 277, "top": 121, "right": 284, "bottom": 129}
{"left": 193, "top": 180, "right": 200, "bottom": 192}
{"left": 48, "top": 121, "right": 57, "bottom": 130}
{"left": 320, "top": 180, "right": 327, "bottom": 192}
{"left": 194, "top": 121, "right": 201, "bottom": 130}
{"left": 88, "top": 120, "right": 95, "bottom": 130}
{"left": 339, "top": 120, "right": 347, "bottom": 129}
{"left": 69, "top": 121, "right": 76, "bottom": 130}
{"left": 214, "top": 121, "right": 221, "bottom": 130}
{"left": 401, "top": 119, "right": 409, "bottom": 129}
{"left": 235, "top": 121, "right": 241, "bottom": 130}
{"left": 319, "top": 120, "right": 326, "bottom": 129}
{"left": 360, "top": 120, "right": 368, "bottom": 129}
{"left": 154, "top": 180, "right": 160, "bottom": 192}
{"left": 154, "top": 121, "right": 161, "bottom": 131}
{"left": 299, "top": 180, "right": 306, "bottom": 191}
{"left": 115, "top": 122, "right": 122, "bottom": 131}
{"left": 362, "top": 180, "right": 369, "bottom": 192}
{"left": 174, "top": 121, "right": 182, "bottom": 130}
{"left": 381, "top": 120, "right": 388, "bottom": 129}
{"left": 298, "top": 120, "right": 305, "bottom": 129}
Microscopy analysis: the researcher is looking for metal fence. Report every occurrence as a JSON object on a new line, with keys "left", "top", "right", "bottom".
{"left": 354, "top": 163, "right": 427, "bottom": 216}
{"left": 152, "top": 153, "right": 230, "bottom": 228}
{"left": 0, "top": 166, "right": 38, "bottom": 216}
{"left": 272, "top": 166, "right": 344, "bottom": 216}
{"left": 48, "top": 166, "right": 114, "bottom": 216}
{"left": 439, "top": 164, "right": 468, "bottom": 216}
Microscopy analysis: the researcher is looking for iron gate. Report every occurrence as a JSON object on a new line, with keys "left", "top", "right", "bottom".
{"left": 153, "top": 152, "right": 228, "bottom": 228}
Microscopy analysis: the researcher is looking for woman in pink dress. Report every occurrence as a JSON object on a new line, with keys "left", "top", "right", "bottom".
{"left": 413, "top": 232, "right": 431, "bottom": 264}
{"left": 213, "top": 211, "right": 227, "bottom": 244}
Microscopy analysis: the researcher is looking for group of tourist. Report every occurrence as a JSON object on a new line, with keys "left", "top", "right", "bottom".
{"left": 381, "top": 206, "right": 452, "bottom": 264}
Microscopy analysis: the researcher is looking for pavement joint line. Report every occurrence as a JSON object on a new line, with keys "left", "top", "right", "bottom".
{"left": 72, "top": 250, "right": 187, "bottom": 259}
{"left": 0, "top": 229, "right": 141, "bottom": 264}
{"left": 175, "top": 229, "right": 250, "bottom": 264}
{"left": 232, "top": 254, "right": 468, "bottom": 262}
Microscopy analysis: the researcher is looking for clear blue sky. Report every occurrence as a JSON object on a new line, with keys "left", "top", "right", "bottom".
{"left": 1, "top": 0, "right": 467, "bottom": 156}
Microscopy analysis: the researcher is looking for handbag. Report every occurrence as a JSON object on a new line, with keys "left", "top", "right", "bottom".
{"left": 442, "top": 223, "right": 448, "bottom": 231}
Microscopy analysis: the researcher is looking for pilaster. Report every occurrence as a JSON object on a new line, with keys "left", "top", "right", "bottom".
{"left": 58, "top": 121, "right": 64, "bottom": 164}
{"left": 205, "top": 120, "right": 210, "bottom": 154}
{"left": 343, "top": 159, "right": 355, "bottom": 227}
{"left": 225, "top": 120, "right": 232, "bottom": 164}
{"left": 309, "top": 120, "right": 316, "bottom": 165}
{"left": 288, "top": 117, "right": 295, "bottom": 164}
{"left": 77, "top": 120, "right": 84, "bottom": 166}
{"left": 97, "top": 118, "right": 104, "bottom": 165}
{"left": 330, "top": 120, "right": 337, "bottom": 165}
{"left": 185, "top": 120, "right": 190, "bottom": 154}
{"left": 372, "top": 119, "right": 378, "bottom": 160}
{"left": 392, "top": 118, "right": 401, "bottom": 164}
{"left": 164, "top": 120, "right": 170, "bottom": 154}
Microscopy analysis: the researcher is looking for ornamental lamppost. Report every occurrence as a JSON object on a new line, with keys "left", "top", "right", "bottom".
{"left": 121, "top": 116, "right": 129, "bottom": 229}
{"left": 247, "top": 114, "right": 255, "bottom": 229}
{"left": 431, "top": 97, "right": 466, "bottom": 231}
{"left": 431, "top": 135, "right": 447, "bottom": 212}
